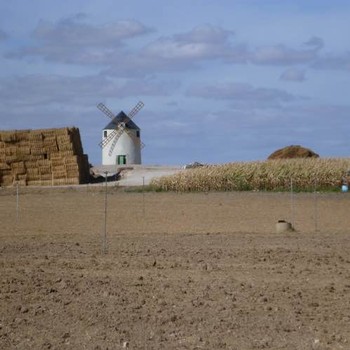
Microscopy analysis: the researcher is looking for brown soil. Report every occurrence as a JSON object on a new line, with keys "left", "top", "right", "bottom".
{"left": 1, "top": 187, "right": 350, "bottom": 350}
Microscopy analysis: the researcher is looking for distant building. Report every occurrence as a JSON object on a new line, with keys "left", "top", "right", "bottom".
{"left": 102, "top": 111, "right": 142, "bottom": 166}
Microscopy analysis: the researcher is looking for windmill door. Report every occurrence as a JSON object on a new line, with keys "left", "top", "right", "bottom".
{"left": 117, "top": 155, "right": 127, "bottom": 165}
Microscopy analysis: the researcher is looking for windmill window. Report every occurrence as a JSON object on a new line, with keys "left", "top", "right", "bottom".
{"left": 104, "top": 130, "right": 107, "bottom": 138}
{"left": 136, "top": 131, "right": 140, "bottom": 138}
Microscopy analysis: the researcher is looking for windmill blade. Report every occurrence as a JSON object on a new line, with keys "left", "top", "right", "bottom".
{"left": 127, "top": 101, "right": 144, "bottom": 120}
{"left": 99, "top": 129, "right": 118, "bottom": 148}
{"left": 108, "top": 126, "right": 125, "bottom": 156}
{"left": 124, "top": 129, "right": 145, "bottom": 149}
{"left": 97, "top": 103, "right": 116, "bottom": 121}
{"left": 98, "top": 101, "right": 145, "bottom": 158}
{"left": 108, "top": 136, "right": 118, "bottom": 156}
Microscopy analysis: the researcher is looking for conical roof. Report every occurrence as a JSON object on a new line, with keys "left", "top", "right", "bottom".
{"left": 103, "top": 111, "right": 140, "bottom": 130}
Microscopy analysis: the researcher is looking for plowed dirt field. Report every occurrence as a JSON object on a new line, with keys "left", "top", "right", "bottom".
{"left": 1, "top": 187, "right": 350, "bottom": 349}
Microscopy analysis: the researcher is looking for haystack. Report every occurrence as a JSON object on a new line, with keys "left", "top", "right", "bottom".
{"left": 0, "top": 127, "right": 90, "bottom": 187}
{"left": 268, "top": 145, "right": 319, "bottom": 160}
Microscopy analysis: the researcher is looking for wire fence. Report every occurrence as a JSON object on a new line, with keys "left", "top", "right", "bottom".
{"left": 1, "top": 180, "right": 349, "bottom": 254}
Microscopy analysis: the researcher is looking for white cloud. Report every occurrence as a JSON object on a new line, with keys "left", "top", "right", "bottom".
{"left": 0, "top": 74, "right": 178, "bottom": 108}
{"left": 304, "top": 36, "right": 324, "bottom": 50}
{"left": 280, "top": 68, "right": 306, "bottom": 82}
{"left": 143, "top": 25, "right": 237, "bottom": 60}
{"left": 144, "top": 39, "right": 212, "bottom": 60}
{"left": 104, "top": 25, "right": 243, "bottom": 76}
{"left": 5, "top": 22, "right": 248, "bottom": 74}
{"left": 34, "top": 15, "right": 152, "bottom": 45}
{"left": 251, "top": 44, "right": 318, "bottom": 65}
{"left": 175, "top": 24, "right": 234, "bottom": 44}
{"left": 187, "top": 82, "right": 298, "bottom": 105}
{"left": 1, "top": 2, "right": 350, "bottom": 164}
{"left": 312, "top": 53, "right": 350, "bottom": 71}
{"left": 5, "top": 14, "right": 350, "bottom": 77}
{"left": 6, "top": 15, "right": 153, "bottom": 65}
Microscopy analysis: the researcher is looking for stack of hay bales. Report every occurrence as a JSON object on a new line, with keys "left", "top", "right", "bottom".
{"left": 0, "top": 127, "right": 90, "bottom": 187}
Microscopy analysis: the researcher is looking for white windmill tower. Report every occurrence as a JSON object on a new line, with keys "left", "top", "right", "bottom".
{"left": 97, "top": 101, "right": 145, "bottom": 166}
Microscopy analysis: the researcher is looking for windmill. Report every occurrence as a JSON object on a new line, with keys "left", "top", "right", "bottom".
{"left": 97, "top": 101, "right": 145, "bottom": 166}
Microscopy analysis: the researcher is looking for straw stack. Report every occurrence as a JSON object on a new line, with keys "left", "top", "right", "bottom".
{"left": 0, "top": 127, "right": 90, "bottom": 187}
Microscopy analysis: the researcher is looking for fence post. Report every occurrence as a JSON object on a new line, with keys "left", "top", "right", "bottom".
{"left": 16, "top": 182, "right": 19, "bottom": 222}
{"left": 142, "top": 176, "right": 145, "bottom": 217}
{"left": 290, "top": 178, "right": 295, "bottom": 229}
{"left": 314, "top": 178, "right": 318, "bottom": 232}
{"left": 103, "top": 171, "right": 108, "bottom": 254}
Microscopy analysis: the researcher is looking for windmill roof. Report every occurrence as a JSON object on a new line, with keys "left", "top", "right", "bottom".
{"left": 103, "top": 111, "right": 140, "bottom": 130}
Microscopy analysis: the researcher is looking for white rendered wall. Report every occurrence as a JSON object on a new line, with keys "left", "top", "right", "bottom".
{"left": 102, "top": 129, "right": 141, "bottom": 165}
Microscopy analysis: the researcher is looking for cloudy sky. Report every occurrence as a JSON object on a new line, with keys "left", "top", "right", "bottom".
{"left": 0, "top": 0, "right": 349, "bottom": 165}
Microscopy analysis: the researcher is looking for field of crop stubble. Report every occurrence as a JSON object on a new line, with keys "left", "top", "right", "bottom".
{"left": 1, "top": 186, "right": 350, "bottom": 349}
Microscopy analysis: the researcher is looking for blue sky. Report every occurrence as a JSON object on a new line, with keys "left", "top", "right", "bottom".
{"left": 0, "top": 0, "right": 349, "bottom": 165}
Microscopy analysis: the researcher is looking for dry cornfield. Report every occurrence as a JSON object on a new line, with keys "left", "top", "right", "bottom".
{"left": 151, "top": 158, "right": 350, "bottom": 192}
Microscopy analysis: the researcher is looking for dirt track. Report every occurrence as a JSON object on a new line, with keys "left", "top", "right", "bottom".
{"left": 91, "top": 165, "right": 184, "bottom": 186}
{"left": 1, "top": 187, "right": 350, "bottom": 349}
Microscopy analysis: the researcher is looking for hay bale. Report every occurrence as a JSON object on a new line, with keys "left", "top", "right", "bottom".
{"left": 14, "top": 174, "right": 27, "bottom": 185}
{"left": 28, "top": 155, "right": 44, "bottom": 161}
{"left": 57, "top": 143, "right": 74, "bottom": 152}
{"left": 11, "top": 161, "right": 26, "bottom": 175}
{"left": 53, "top": 128, "right": 69, "bottom": 136}
{"left": 52, "top": 164, "right": 66, "bottom": 173}
{"left": 5, "top": 155, "right": 17, "bottom": 163}
{"left": 28, "top": 132, "right": 43, "bottom": 141}
{"left": 26, "top": 180, "right": 39, "bottom": 186}
{"left": 16, "top": 179, "right": 27, "bottom": 186}
{"left": 52, "top": 169, "right": 67, "bottom": 179}
{"left": 44, "top": 144, "right": 58, "bottom": 153}
{"left": 5, "top": 146, "right": 16, "bottom": 156}
{"left": 37, "top": 159, "right": 50, "bottom": 166}
{"left": 14, "top": 131, "right": 30, "bottom": 142}
{"left": 0, "top": 162, "right": 11, "bottom": 171}
{"left": 53, "top": 178, "right": 70, "bottom": 186}
{"left": 268, "top": 145, "right": 319, "bottom": 160}
{"left": 0, "top": 126, "right": 90, "bottom": 186}
{"left": 26, "top": 165, "right": 39, "bottom": 174}
{"left": 31, "top": 147, "right": 46, "bottom": 156}
{"left": 26, "top": 168, "right": 40, "bottom": 181}
{"left": 40, "top": 173, "right": 52, "bottom": 181}
{"left": 1, "top": 168, "right": 12, "bottom": 176}
{"left": 65, "top": 177, "right": 80, "bottom": 185}
{"left": 41, "top": 129, "right": 57, "bottom": 137}
{"left": 60, "top": 150, "right": 75, "bottom": 157}
{"left": 43, "top": 134, "right": 57, "bottom": 142}
{"left": 39, "top": 165, "right": 51, "bottom": 175}
{"left": 66, "top": 163, "right": 79, "bottom": 171}
{"left": 17, "top": 145, "right": 31, "bottom": 156}
{"left": 0, "top": 132, "right": 16, "bottom": 143}
{"left": 1, "top": 174, "right": 14, "bottom": 186}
